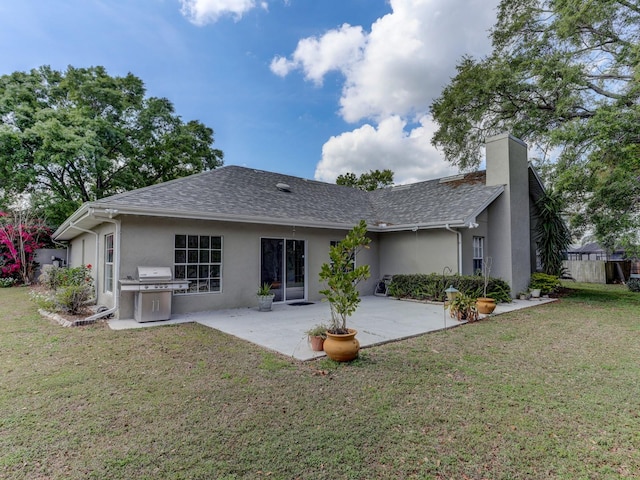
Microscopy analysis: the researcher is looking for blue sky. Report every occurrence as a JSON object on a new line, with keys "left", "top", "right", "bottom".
{"left": 0, "top": 0, "right": 499, "bottom": 184}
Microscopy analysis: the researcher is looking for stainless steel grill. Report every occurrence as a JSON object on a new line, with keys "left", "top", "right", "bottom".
{"left": 119, "top": 267, "right": 188, "bottom": 322}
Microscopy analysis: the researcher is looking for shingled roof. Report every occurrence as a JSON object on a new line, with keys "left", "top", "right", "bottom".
{"left": 54, "top": 166, "right": 505, "bottom": 239}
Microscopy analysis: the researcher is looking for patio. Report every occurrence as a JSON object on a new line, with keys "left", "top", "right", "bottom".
{"left": 108, "top": 295, "right": 556, "bottom": 361}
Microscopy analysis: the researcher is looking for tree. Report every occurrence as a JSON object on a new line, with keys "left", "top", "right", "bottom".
{"left": 0, "top": 66, "right": 224, "bottom": 226}
{"left": 534, "top": 190, "right": 572, "bottom": 276}
{"left": 0, "top": 209, "right": 53, "bottom": 284}
{"left": 430, "top": 0, "right": 640, "bottom": 254}
{"left": 336, "top": 169, "right": 394, "bottom": 191}
{"left": 319, "top": 220, "right": 371, "bottom": 334}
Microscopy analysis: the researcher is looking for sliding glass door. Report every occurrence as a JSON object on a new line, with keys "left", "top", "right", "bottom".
{"left": 260, "top": 238, "right": 305, "bottom": 302}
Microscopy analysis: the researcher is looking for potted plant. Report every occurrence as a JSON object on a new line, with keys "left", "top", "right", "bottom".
{"left": 257, "top": 282, "right": 275, "bottom": 311}
{"left": 449, "top": 292, "right": 479, "bottom": 322}
{"left": 476, "top": 257, "right": 497, "bottom": 314}
{"left": 318, "top": 220, "right": 371, "bottom": 362}
{"left": 306, "top": 324, "right": 328, "bottom": 352}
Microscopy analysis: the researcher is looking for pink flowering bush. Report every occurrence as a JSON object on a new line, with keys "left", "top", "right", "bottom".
{"left": 0, "top": 211, "right": 52, "bottom": 284}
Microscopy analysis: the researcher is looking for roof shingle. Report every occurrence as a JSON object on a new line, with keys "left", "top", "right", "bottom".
{"left": 84, "top": 165, "right": 504, "bottom": 229}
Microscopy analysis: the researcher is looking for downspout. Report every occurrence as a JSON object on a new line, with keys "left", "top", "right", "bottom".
{"left": 68, "top": 223, "right": 99, "bottom": 301}
{"left": 85, "top": 213, "right": 121, "bottom": 322}
{"left": 445, "top": 224, "right": 462, "bottom": 274}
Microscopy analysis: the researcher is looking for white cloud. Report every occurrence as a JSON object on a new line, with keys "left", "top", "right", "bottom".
{"left": 270, "top": 23, "right": 366, "bottom": 85}
{"left": 273, "top": 0, "right": 499, "bottom": 182}
{"left": 314, "top": 115, "right": 458, "bottom": 185}
{"left": 180, "top": 0, "right": 266, "bottom": 25}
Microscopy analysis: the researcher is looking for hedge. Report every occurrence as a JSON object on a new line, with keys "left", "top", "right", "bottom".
{"left": 387, "top": 273, "right": 512, "bottom": 303}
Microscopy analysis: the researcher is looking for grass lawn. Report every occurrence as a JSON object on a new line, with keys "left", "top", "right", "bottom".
{"left": 1, "top": 283, "right": 639, "bottom": 479}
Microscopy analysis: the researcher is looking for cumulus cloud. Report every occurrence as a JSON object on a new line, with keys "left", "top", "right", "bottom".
{"left": 273, "top": 0, "right": 499, "bottom": 182}
{"left": 270, "top": 23, "right": 366, "bottom": 85}
{"left": 180, "top": 0, "right": 267, "bottom": 25}
{"left": 315, "top": 116, "right": 458, "bottom": 185}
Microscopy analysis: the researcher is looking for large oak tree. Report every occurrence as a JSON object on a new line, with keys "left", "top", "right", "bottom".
{"left": 431, "top": 0, "right": 639, "bottom": 253}
{"left": 0, "top": 66, "right": 223, "bottom": 226}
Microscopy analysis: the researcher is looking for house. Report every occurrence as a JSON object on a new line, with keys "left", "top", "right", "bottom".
{"left": 53, "top": 133, "right": 545, "bottom": 321}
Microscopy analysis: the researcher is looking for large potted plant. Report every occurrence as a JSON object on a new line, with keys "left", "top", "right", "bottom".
{"left": 476, "top": 257, "right": 497, "bottom": 314}
{"left": 318, "top": 220, "right": 371, "bottom": 362}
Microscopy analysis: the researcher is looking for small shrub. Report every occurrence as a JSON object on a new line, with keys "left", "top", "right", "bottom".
{"left": 31, "top": 264, "right": 95, "bottom": 315}
{"left": 55, "top": 284, "right": 93, "bottom": 314}
{"left": 0, "top": 277, "right": 15, "bottom": 288}
{"left": 628, "top": 278, "right": 640, "bottom": 293}
{"left": 530, "top": 272, "right": 561, "bottom": 295}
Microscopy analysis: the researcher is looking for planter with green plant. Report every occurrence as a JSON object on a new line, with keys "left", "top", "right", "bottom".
{"left": 449, "top": 292, "right": 479, "bottom": 322}
{"left": 476, "top": 257, "right": 497, "bottom": 314}
{"left": 306, "top": 324, "right": 328, "bottom": 352}
{"left": 529, "top": 272, "right": 561, "bottom": 297}
{"left": 318, "top": 220, "right": 371, "bottom": 361}
{"left": 257, "top": 282, "right": 275, "bottom": 311}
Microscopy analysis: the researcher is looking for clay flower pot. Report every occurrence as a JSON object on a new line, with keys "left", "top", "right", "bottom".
{"left": 323, "top": 329, "right": 360, "bottom": 362}
{"left": 309, "top": 335, "right": 325, "bottom": 352}
{"left": 476, "top": 297, "right": 497, "bottom": 314}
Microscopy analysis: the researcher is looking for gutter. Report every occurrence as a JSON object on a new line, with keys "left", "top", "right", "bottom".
{"left": 445, "top": 224, "right": 463, "bottom": 275}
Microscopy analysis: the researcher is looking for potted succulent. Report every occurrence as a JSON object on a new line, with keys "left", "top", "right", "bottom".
{"left": 306, "top": 324, "right": 328, "bottom": 352}
{"left": 257, "top": 282, "right": 275, "bottom": 311}
{"left": 449, "top": 292, "right": 479, "bottom": 322}
{"left": 318, "top": 220, "right": 371, "bottom": 362}
{"left": 476, "top": 257, "right": 497, "bottom": 314}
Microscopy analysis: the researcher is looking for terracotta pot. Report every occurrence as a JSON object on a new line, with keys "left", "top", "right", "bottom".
{"left": 309, "top": 335, "right": 325, "bottom": 352}
{"left": 476, "top": 297, "right": 497, "bottom": 314}
{"left": 323, "top": 329, "right": 360, "bottom": 362}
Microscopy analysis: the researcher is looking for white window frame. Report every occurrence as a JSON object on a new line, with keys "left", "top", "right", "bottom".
{"left": 173, "top": 234, "right": 223, "bottom": 295}
{"left": 473, "top": 236, "right": 484, "bottom": 274}
{"left": 104, "top": 233, "right": 114, "bottom": 293}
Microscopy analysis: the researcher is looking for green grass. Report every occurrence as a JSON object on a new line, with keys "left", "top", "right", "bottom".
{"left": 1, "top": 283, "right": 639, "bottom": 479}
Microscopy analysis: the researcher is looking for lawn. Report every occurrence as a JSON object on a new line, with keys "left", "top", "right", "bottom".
{"left": 1, "top": 283, "right": 639, "bottom": 479}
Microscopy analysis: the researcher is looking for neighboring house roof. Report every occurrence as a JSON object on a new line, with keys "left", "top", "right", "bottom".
{"left": 53, "top": 166, "right": 505, "bottom": 241}
{"left": 568, "top": 242, "right": 626, "bottom": 256}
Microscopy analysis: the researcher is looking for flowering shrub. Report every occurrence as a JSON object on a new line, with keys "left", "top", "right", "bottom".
{"left": 0, "top": 211, "right": 53, "bottom": 284}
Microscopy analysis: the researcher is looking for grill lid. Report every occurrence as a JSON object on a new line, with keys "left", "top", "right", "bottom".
{"left": 137, "top": 266, "right": 172, "bottom": 282}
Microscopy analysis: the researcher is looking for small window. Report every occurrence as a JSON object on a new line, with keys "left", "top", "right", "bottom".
{"left": 104, "top": 233, "right": 114, "bottom": 293}
{"left": 174, "top": 234, "right": 223, "bottom": 294}
{"left": 473, "top": 236, "right": 484, "bottom": 274}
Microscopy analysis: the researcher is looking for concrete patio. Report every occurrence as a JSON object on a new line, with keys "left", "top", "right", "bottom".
{"left": 108, "top": 295, "right": 556, "bottom": 361}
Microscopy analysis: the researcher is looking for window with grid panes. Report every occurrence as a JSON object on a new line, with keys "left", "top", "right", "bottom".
{"left": 174, "top": 235, "right": 222, "bottom": 294}
{"left": 473, "top": 236, "right": 484, "bottom": 274}
{"left": 104, "top": 233, "right": 114, "bottom": 293}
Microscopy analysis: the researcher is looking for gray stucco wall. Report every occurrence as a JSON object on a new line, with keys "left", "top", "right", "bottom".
{"left": 485, "top": 133, "right": 532, "bottom": 296}
{"left": 111, "top": 216, "right": 379, "bottom": 319}
{"left": 461, "top": 210, "right": 489, "bottom": 276}
{"left": 378, "top": 229, "right": 458, "bottom": 276}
